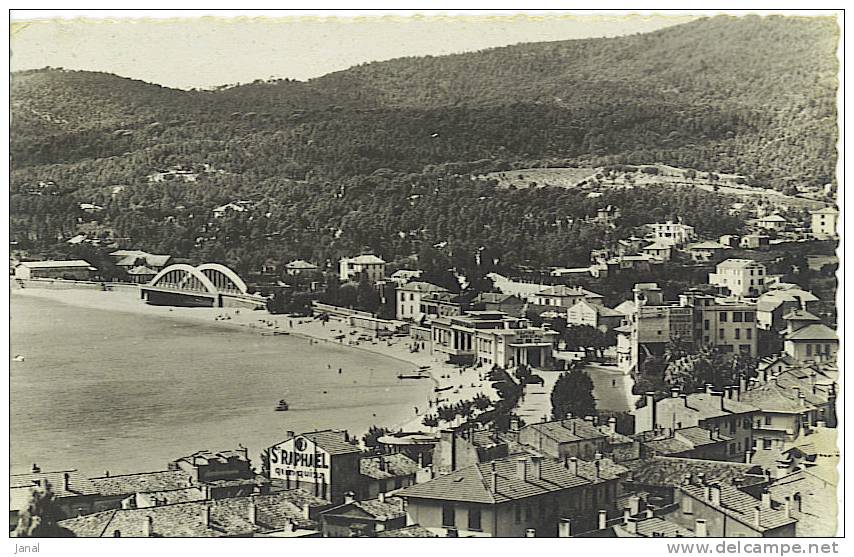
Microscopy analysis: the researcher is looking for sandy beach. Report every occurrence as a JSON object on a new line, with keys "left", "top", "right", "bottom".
{"left": 11, "top": 282, "right": 499, "bottom": 435}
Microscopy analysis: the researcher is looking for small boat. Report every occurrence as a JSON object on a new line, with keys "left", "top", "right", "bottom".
{"left": 434, "top": 385, "right": 453, "bottom": 393}
{"left": 398, "top": 373, "right": 430, "bottom": 380}
{"left": 12, "top": 354, "right": 25, "bottom": 362}
{"left": 275, "top": 399, "right": 289, "bottom": 412}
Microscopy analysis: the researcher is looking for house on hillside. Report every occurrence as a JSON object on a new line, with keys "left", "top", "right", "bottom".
{"left": 781, "top": 310, "right": 837, "bottom": 363}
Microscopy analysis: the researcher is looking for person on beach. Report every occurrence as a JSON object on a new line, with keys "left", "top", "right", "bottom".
{"left": 338, "top": 368, "right": 342, "bottom": 374}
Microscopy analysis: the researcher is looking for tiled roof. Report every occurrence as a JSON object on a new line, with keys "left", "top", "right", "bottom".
{"left": 397, "top": 455, "right": 626, "bottom": 505}
{"left": 536, "top": 285, "right": 586, "bottom": 297}
{"left": 474, "top": 292, "right": 520, "bottom": 304}
{"left": 128, "top": 265, "right": 157, "bottom": 275}
{"left": 642, "top": 437, "right": 694, "bottom": 455}
{"left": 299, "top": 430, "right": 361, "bottom": 455}
{"left": 717, "top": 258, "right": 763, "bottom": 269}
{"left": 739, "top": 382, "right": 816, "bottom": 413}
{"left": 650, "top": 393, "right": 759, "bottom": 425}
{"left": 18, "top": 259, "right": 94, "bottom": 269}
{"left": 769, "top": 470, "right": 838, "bottom": 536}
{"left": 376, "top": 525, "right": 438, "bottom": 538}
{"left": 785, "top": 323, "right": 837, "bottom": 341}
{"left": 624, "top": 457, "right": 766, "bottom": 488}
{"left": 285, "top": 260, "right": 317, "bottom": 269}
{"left": 322, "top": 497, "right": 406, "bottom": 522}
{"left": 782, "top": 308, "right": 822, "bottom": 322}
{"left": 760, "top": 214, "right": 787, "bottom": 222}
{"left": 360, "top": 454, "right": 422, "bottom": 480}
{"left": 523, "top": 419, "right": 608, "bottom": 443}
{"left": 675, "top": 426, "right": 733, "bottom": 447}
{"left": 398, "top": 281, "right": 449, "bottom": 294}
{"left": 810, "top": 207, "right": 838, "bottom": 215}
{"left": 10, "top": 470, "right": 98, "bottom": 513}
{"left": 58, "top": 490, "right": 325, "bottom": 538}
{"left": 347, "top": 255, "right": 385, "bottom": 265}
{"left": 643, "top": 241, "right": 672, "bottom": 251}
{"left": 687, "top": 241, "right": 727, "bottom": 250}
{"left": 632, "top": 516, "right": 695, "bottom": 538}
{"left": 679, "top": 483, "right": 795, "bottom": 532}
{"left": 88, "top": 471, "right": 192, "bottom": 497}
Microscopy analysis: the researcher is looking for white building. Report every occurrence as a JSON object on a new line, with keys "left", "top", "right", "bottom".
{"left": 757, "top": 214, "right": 787, "bottom": 231}
{"left": 810, "top": 207, "right": 839, "bottom": 239}
{"left": 396, "top": 281, "right": 449, "bottom": 321}
{"left": 339, "top": 254, "right": 386, "bottom": 283}
{"left": 530, "top": 285, "right": 604, "bottom": 310}
{"left": 389, "top": 269, "right": 423, "bottom": 286}
{"left": 709, "top": 259, "right": 767, "bottom": 298}
{"left": 645, "top": 220, "right": 695, "bottom": 247}
{"left": 782, "top": 310, "right": 838, "bottom": 363}
{"left": 641, "top": 241, "right": 673, "bottom": 262}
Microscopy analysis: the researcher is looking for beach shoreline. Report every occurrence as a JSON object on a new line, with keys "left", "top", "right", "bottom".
{"left": 11, "top": 283, "right": 497, "bottom": 435}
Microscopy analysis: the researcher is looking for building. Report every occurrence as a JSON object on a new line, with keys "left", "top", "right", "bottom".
{"left": 284, "top": 260, "right": 319, "bottom": 276}
{"left": 267, "top": 430, "right": 362, "bottom": 504}
{"left": 419, "top": 291, "right": 469, "bottom": 321}
{"left": 10, "top": 467, "right": 100, "bottom": 530}
{"left": 359, "top": 454, "right": 424, "bottom": 500}
{"left": 680, "top": 293, "right": 759, "bottom": 357}
{"left": 396, "top": 454, "right": 627, "bottom": 537}
{"left": 810, "top": 207, "right": 839, "bottom": 239}
{"left": 626, "top": 283, "right": 694, "bottom": 366}
{"left": 566, "top": 300, "right": 625, "bottom": 332}
{"left": 709, "top": 259, "right": 767, "bottom": 298}
{"left": 757, "top": 214, "right": 788, "bottom": 232}
{"left": 471, "top": 293, "right": 525, "bottom": 318}
{"left": 110, "top": 250, "right": 171, "bottom": 272}
{"left": 641, "top": 241, "right": 672, "bottom": 262}
{"left": 339, "top": 255, "right": 386, "bottom": 283}
{"left": 645, "top": 221, "right": 695, "bottom": 247}
{"left": 684, "top": 241, "right": 729, "bottom": 263}
{"left": 530, "top": 285, "right": 604, "bottom": 311}
{"left": 212, "top": 202, "right": 250, "bottom": 218}
{"left": 396, "top": 281, "right": 449, "bottom": 321}
{"left": 127, "top": 266, "right": 157, "bottom": 284}
{"left": 740, "top": 234, "right": 770, "bottom": 250}
{"left": 389, "top": 269, "right": 423, "bottom": 286}
{"left": 430, "top": 311, "right": 559, "bottom": 368}
{"left": 756, "top": 287, "right": 820, "bottom": 331}
{"left": 635, "top": 425, "right": 733, "bottom": 461}
{"left": 14, "top": 260, "right": 97, "bottom": 280}
{"left": 57, "top": 490, "right": 328, "bottom": 538}
{"left": 319, "top": 495, "right": 407, "bottom": 537}
{"left": 781, "top": 310, "right": 838, "bottom": 363}
{"left": 672, "top": 481, "right": 796, "bottom": 537}
{"left": 633, "top": 389, "right": 758, "bottom": 462}
{"left": 517, "top": 419, "right": 609, "bottom": 460}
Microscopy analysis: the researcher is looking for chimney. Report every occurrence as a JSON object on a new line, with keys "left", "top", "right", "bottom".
{"left": 733, "top": 385, "right": 742, "bottom": 401}
{"left": 705, "top": 384, "right": 714, "bottom": 394}
{"left": 525, "top": 528, "right": 536, "bottom": 538}
{"left": 709, "top": 484, "right": 721, "bottom": 506}
{"left": 286, "top": 430, "right": 295, "bottom": 439}
{"left": 783, "top": 497, "right": 792, "bottom": 518}
{"left": 598, "top": 510, "right": 607, "bottom": 530}
{"left": 681, "top": 394, "right": 689, "bottom": 407}
{"left": 378, "top": 456, "right": 386, "bottom": 472}
{"left": 625, "top": 518, "right": 638, "bottom": 535}
{"left": 558, "top": 518, "right": 572, "bottom": 538}
{"left": 628, "top": 495, "right": 641, "bottom": 515}
{"left": 718, "top": 392, "right": 726, "bottom": 411}
{"left": 623, "top": 508, "right": 631, "bottom": 525}
{"left": 568, "top": 457, "right": 579, "bottom": 475}
{"left": 798, "top": 393, "right": 806, "bottom": 408}
{"left": 31, "top": 463, "right": 40, "bottom": 474}
{"left": 761, "top": 491, "right": 772, "bottom": 509}
{"left": 490, "top": 462, "right": 498, "bottom": 493}
{"left": 753, "top": 508, "right": 762, "bottom": 529}
{"left": 695, "top": 519, "right": 708, "bottom": 538}
{"left": 745, "top": 450, "right": 753, "bottom": 464}
{"left": 203, "top": 504, "right": 211, "bottom": 528}
{"left": 607, "top": 417, "right": 617, "bottom": 435}
{"left": 378, "top": 492, "right": 386, "bottom": 503}
{"left": 344, "top": 491, "right": 355, "bottom": 504}
{"left": 594, "top": 460, "right": 601, "bottom": 479}
{"left": 671, "top": 387, "right": 680, "bottom": 398}
{"left": 515, "top": 458, "right": 528, "bottom": 481}
{"left": 104, "top": 470, "right": 110, "bottom": 478}
{"left": 144, "top": 515, "right": 154, "bottom": 537}
{"left": 645, "top": 392, "right": 658, "bottom": 429}
{"left": 697, "top": 473, "right": 707, "bottom": 486}
{"left": 530, "top": 456, "right": 543, "bottom": 480}
{"left": 63, "top": 472, "right": 71, "bottom": 491}
{"left": 594, "top": 452, "right": 603, "bottom": 460}
{"left": 302, "top": 503, "right": 311, "bottom": 520}
{"left": 249, "top": 498, "right": 257, "bottom": 525}
{"left": 725, "top": 386, "right": 733, "bottom": 399}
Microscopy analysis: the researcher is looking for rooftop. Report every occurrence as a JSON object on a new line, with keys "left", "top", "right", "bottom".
{"left": 17, "top": 259, "right": 95, "bottom": 269}
{"left": 285, "top": 260, "right": 317, "bottom": 269}
{"left": 643, "top": 392, "right": 759, "bottom": 425}
{"left": 360, "top": 454, "right": 422, "bottom": 481}
{"left": 522, "top": 419, "right": 608, "bottom": 444}
{"left": 679, "top": 483, "right": 795, "bottom": 532}
{"left": 716, "top": 258, "right": 764, "bottom": 269}
{"left": 345, "top": 254, "right": 386, "bottom": 265}
{"left": 293, "top": 430, "right": 361, "bottom": 456}
{"left": 397, "top": 281, "right": 449, "bottom": 294}
{"left": 321, "top": 497, "right": 406, "bottom": 522}
{"left": 88, "top": 470, "right": 194, "bottom": 497}
{"left": 397, "top": 454, "right": 626, "bottom": 505}
{"left": 785, "top": 323, "right": 837, "bottom": 342}
{"left": 375, "top": 525, "right": 438, "bottom": 538}
{"left": 623, "top": 457, "right": 767, "bottom": 489}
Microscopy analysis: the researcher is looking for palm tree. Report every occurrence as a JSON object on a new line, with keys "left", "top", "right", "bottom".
{"left": 437, "top": 405, "right": 457, "bottom": 427}
{"left": 472, "top": 392, "right": 491, "bottom": 411}
{"left": 422, "top": 413, "right": 439, "bottom": 429}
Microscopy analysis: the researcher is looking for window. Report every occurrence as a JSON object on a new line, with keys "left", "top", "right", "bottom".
{"left": 763, "top": 439, "right": 773, "bottom": 450}
{"left": 729, "top": 420, "right": 736, "bottom": 434}
{"left": 442, "top": 505, "right": 456, "bottom": 528}
{"left": 765, "top": 415, "right": 772, "bottom": 425}
{"left": 704, "top": 320, "right": 710, "bottom": 331}
{"left": 806, "top": 344, "right": 813, "bottom": 357}
{"left": 720, "top": 312, "right": 728, "bottom": 322}
{"left": 719, "top": 328, "right": 725, "bottom": 340}
{"left": 744, "top": 311, "right": 755, "bottom": 321}
{"left": 746, "top": 329, "right": 753, "bottom": 340}
{"left": 733, "top": 312, "right": 743, "bottom": 322}
{"left": 729, "top": 443, "right": 737, "bottom": 455}
{"left": 468, "top": 507, "right": 482, "bottom": 531}
{"left": 735, "top": 329, "right": 741, "bottom": 340}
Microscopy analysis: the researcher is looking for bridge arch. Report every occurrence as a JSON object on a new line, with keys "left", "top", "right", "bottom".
{"left": 148, "top": 263, "right": 219, "bottom": 294}
{"left": 196, "top": 263, "right": 249, "bottom": 294}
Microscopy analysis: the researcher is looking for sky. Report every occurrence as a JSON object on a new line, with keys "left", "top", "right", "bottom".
{"left": 10, "top": 12, "right": 699, "bottom": 90}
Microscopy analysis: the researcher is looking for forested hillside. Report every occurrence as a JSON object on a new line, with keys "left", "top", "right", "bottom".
{"left": 10, "top": 15, "right": 839, "bottom": 275}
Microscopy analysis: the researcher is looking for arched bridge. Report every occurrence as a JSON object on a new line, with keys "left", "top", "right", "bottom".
{"left": 140, "top": 263, "right": 265, "bottom": 309}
